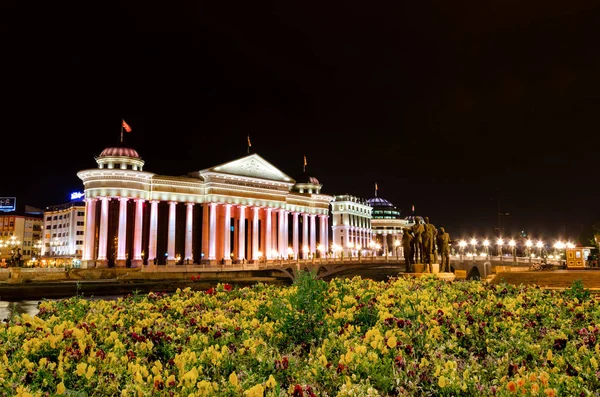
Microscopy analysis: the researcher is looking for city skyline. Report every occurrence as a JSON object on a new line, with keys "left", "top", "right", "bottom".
{"left": 3, "top": 1, "right": 599, "bottom": 239}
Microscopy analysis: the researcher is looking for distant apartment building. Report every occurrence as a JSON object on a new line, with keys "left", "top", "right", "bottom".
{"left": 0, "top": 213, "right": 43, "bottom": 264}
{"left": 42, "top": 198, "right": 86, "bottom": 262}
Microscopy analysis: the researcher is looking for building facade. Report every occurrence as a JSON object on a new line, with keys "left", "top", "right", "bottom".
{"left": 330, "top": 194, "right": 373, "bottom": 257}
{"left": 366, "top": 196, "right": 409, "bottom": 257}
{"left": 42, "top": 199, "right": 86, "bottom": 264}
{"left": 0, "top": 213, "right": 43, "bottom": 265}
{"left": 77, "top": 147, "right": 333, "bottom": 268}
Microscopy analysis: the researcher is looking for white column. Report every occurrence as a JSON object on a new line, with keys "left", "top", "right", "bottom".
{"left": 148, "top": 200, "right": 159, "bottom": 261}
{"left": 325, "top": 216, "right": 329, "bottom": 253}
{"left": 284, "top": 210, "right": 289, "bottom": 255}
{"left": 238, "top": 205, "right": 246, "bottom": 260}
{"left": 208, "top": 203, "right": 217, "bottom": 260}
{"left": 302, "top": 213, "right": 309, "bottom": 258}
{"left": 133, "top": 199, "right": 144, "bottom": 260}
{"left": 223, "top": 204, "right": 231, "bottom": 260}
{"left": 97, "top": 197, "right": 109, "bottom": 261}
{"left": 83, "top": 198, "right": 96, "bottom": 261}
{"left": 310, "top": 214, "right": 316, "bottom": 255}
{"left": 116, "top": 198, "right": 128, "bottom": 261}
{"left": 292, "top": 212, "right": 299, "bottom": 259}
{"left": 265, "top": 208, "right": 272, "bottom": 259}
{"left": 319, "top": 215, "right": 325, "bottom": 251}
{"left": 167, "top": 201, "right": 176, "bottom": 261}
{"left": 185, "top": 203, "right": 194, "bottom": 261}
{"left": 252, "top": 207, "right": 259, "bottom": 260}
{"left": 278, "top": 209, "right": 285, "bottom": 257}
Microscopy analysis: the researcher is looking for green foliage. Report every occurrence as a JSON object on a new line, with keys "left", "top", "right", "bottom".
{"left": 260, "top": 269, "right": 331, "bottom": 352}
{"left": 564, "top": 279, "right": 591, "bottom": 302}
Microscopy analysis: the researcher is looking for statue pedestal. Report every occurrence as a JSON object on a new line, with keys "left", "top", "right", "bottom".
{"left": 413, "top": 263, "right": 425, "bottom": 273}
{"left": 437, "top": 272, "right": 456, "bottom": 281}
{"left": 431, "top": 263, "right": 440, "bottom": 274}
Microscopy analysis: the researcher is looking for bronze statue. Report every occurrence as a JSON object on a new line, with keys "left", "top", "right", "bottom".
{"left": 411, "top": 221, "right": 424, "bottom": 265}
{"left": 401, "top": 228, "right": 414, "bottom": 272}
{"left": 437, "top": 226, "right": 451, "bottom": 272}
{"left": 423, "top": 217, "right": 438, "bottom": 270}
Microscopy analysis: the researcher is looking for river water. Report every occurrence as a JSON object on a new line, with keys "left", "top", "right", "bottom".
{"left": 0, "top": 295, "right": 125, "bottom": 322}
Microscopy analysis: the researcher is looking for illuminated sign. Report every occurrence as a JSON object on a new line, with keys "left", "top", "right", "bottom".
{"left": 0, "top": 197, "right": 16, "bottom": 212}
{"left": 70, "top": 192, "right": 85, "bottom": 200}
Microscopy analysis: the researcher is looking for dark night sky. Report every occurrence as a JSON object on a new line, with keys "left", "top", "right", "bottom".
{"left": 3, "top": 1, "right": 600, "bottom": 241}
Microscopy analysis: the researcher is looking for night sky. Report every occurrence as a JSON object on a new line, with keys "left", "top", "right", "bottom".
{"left": 3, "top": 1, "right": 600, "bottom": 241}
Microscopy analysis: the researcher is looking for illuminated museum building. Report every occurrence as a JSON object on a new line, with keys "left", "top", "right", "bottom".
{"left": 77, "top": 146, "right": 332, "bottom": 268}
{"left": 330, "top": 195, "right": 373, "bottom": 257}
{"left": 366, "top": 195, "right": 410, "bottom": 257}
{"left": 42, "top": 199, "right": 86, "bottom": 260}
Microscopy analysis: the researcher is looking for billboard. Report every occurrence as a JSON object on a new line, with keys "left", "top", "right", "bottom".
{"left": 0, "top": 197, "right": 16, "bottom": 212}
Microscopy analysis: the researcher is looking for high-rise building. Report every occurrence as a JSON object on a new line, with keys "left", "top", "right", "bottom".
{"left": 41, "top": 198, "right": 86, "bottom": 265}
{"left": 0, "top": 212, "right": 43, "bottom": 265}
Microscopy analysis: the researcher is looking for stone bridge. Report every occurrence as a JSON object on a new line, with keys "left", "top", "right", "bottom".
{"left": 261, "top": 255, "right": 550, "bottom": 281}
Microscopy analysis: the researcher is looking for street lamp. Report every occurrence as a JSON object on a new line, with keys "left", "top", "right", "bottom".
{"left": 470, "top": 238, "right": 477, "bottom": 257}
{"left": 347, "top": 241, "right": 354, "bottom": 257}
{"left": 496, "top": 238, "right": 504, "bottom": 259}
{"left": 302, "top": 245, "right": 309, "bottom": 260}
{"left": 356, "top": 244, "right": 362, "bottom": 260}
{"left": 536, "top": 240, "right": 544, "bottom": 258}
{"left": 294, "top": 246, "right": 301, "bottom": 260}
{"left": 508, "top": 239, "right": 516, "bottom": 264}
{"left": 458, "top": 240, "right": 467, "bottom": 261}
{"left": 331, "top": 243, "right": 341, "bottom": 258}
{"left": 525, "top": 239, "right": 533, "bottom": 260}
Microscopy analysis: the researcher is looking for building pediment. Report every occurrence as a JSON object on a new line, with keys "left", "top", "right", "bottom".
{"left": 197, "top": 154, "right": 295, "bottom": 184}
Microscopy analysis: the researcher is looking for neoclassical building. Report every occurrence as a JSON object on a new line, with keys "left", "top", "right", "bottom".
{"left": 77, "top": 146, "right": 332, "bottom": 268}
{"left": 330, "top": 194, "right": 373, "bottom": 257}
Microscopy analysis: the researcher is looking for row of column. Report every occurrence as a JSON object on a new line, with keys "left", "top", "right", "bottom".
{"left": 345, "top": 226, "right": 373, "bottom": 249}
{"left": 82, "top": 198, "right": 329, "bottom": 264}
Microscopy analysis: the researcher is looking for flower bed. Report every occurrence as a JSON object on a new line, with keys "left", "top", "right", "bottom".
{"left": 2, "top": 273, "right": 600, "bottom": 396}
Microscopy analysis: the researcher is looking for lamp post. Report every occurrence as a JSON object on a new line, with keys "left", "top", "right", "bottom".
{"left": 375, "top": 243, "right": 381, "bottom": 258}
{"left": 536, "top": 240, "right": 544, "bottom": 261}
{"left": 368, "top": 241, "right": 375, "bottom": 257}
{"left": 508, "top": 239, "right": 516, "bottom": 265}
{"left": 497, "top": 238, "right": 504, "bottom": 261}
{"left": 458, "top": 240, "right": 467, "bottom": 262}
{"left": 331, "top": 243, "right": 341, "bottom": 259}
{"left": 302, "top": 245, "right": 309, "bottom": 261}
{"left": 525, "top": 239, "right": 533, "bottom": 262}
{"left": 394, "top": 239, "right": 401, "bottom": 259}
{"left": 483, "top": 239, "right": 490, "bottom": 259}
{"left": 356, "top": 243, "right": 362, "bottom": 261}
{"left": 470, "top": 238, "right": 477, "bottom": 259}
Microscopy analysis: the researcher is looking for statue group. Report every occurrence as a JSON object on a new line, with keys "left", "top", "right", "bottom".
{"left": 401, "top": 217, "right": 451, "bottom": 273}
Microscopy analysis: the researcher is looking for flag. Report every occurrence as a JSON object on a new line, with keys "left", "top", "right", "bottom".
{"left": 303, "top": 155, "right": 307, "bottom": 172}
{"left": 375, "top": 182, "right": 378, "bottom": 191}
{"left": 247, "top": 134, "right": 251, "bottom": 153}
{"left": 122, "top": 119, "right": 132, "bottom": 132}
{"left": 412, "top": 204, "right": 415, "bottom": 213}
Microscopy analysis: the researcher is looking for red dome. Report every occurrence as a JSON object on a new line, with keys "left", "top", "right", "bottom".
{"left": 99, "top": 147, "right": 141, "bottom": 158}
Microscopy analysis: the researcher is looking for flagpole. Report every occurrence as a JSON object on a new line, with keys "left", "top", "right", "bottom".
{"left": 120, "top": 119, "right": 124, "bottom": 144}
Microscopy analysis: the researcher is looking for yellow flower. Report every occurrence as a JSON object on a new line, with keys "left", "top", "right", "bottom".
{"left": 56, "top": 382, "right": 66, "bottom": 395}
{"left": 244, "top": 384, "right": 265, "bottom": 397}
{"left": 387, "top": 336, "right": 397, "bottom": 349}
{"left": 265, "top": 375, "right": 277, "bottom": 389}
{"left": 85, "top": 365, "right": 96, "bottom": 380}
{"left": 76, "top": 362, "right": 87, "bottom": 376}
{"left": 438, "top": 376, "right": 447, "bottom": 388}
{"left": 546, "top": 349, "right": 552, "bottom": 361}
{"left": 591, "top": 356, "right": 598, "bottom": 370}
{"left": 229, "top": 371, "right": 239, "bottom": 387}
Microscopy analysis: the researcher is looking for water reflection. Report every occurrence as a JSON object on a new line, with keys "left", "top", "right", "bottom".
{"left": 0, "top": 295, "right": 124, "bottom": 322}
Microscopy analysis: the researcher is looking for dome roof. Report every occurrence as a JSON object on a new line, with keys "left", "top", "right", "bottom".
{"left": 405, "top": 215, "right": 425, "bottom": 224}
{"left": 366, "top": 197, "right": 394, "bottom": 207}
{"left": 99, "top": 147, "right": 141, "bottom": 158}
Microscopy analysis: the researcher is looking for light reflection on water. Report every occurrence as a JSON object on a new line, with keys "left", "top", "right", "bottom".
{"left": 0, "top": 295, "right": 124, "bottom": 322}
